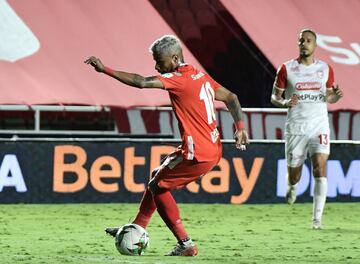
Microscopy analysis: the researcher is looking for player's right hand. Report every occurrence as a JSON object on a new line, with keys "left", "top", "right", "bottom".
{"left": 84, "top": 56, "right": 105, "bottom": 73}
{"left": 286, "top": 94, "right": 299, "bottom": 108}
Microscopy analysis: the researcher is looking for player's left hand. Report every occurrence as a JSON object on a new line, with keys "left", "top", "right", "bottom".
{"left": 234, "top": 129, "right": 249, "bottom": 151}
{"left": 332, "top": 84, "right": 343, "bottom": 99}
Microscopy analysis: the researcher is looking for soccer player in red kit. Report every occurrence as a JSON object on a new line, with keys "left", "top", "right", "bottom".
{"left": 85, "top": 35, "right": 249, "bottom": 256}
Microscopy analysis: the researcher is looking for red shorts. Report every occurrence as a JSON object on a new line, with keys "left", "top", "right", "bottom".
{"left": 152, "top": 149, "right": 221, "bottom": 191}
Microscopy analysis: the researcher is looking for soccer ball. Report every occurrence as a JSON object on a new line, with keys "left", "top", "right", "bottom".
{"left": 115, "top": 224, "right": 149, "bottom": 256}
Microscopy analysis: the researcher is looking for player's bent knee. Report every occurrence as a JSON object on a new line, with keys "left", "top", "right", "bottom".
{"left": 313, "top": 166, "right": 327, "bottom": 178}
{"left": 312, "top": 160, "right": 328, "bottom": 178}
{"left": 148, "top": 178, "right": 161, "bottom": 195}
{"left": 150, "top": 168, "right": 160, "bottom": 179}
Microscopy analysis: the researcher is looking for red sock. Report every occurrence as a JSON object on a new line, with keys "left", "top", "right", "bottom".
{"left": 133, "top": 188, "right": 156, "bottom": 229}
{"left": 153, "top": 191, "right": 188, "bottom": 241}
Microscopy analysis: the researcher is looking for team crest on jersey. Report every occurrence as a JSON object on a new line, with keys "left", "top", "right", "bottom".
{"left": 290, "top": 66, "right": 300, "bottom": 72}
{"left": 316, "top": 70, "right": 324, "bottom": 78}
{"left": 161, "top": 73, "right": 174, "bottom": 78}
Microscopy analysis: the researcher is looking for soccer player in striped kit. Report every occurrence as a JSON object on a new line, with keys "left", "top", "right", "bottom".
{"left": 85, "top": 35, "right": 249, "bottom": 255}
{"left": 271, "top": 29, "right": 343, "bottom": 229}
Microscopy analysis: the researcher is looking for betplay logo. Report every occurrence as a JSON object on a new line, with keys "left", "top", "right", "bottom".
{"left": 0, "top": 154, "right": 27, "bottom": 192}
{"left": 277, "top": 159, "right": 360, "bottom": 198}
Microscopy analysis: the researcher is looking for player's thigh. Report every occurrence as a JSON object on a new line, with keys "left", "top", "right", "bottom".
{"left": 285, "top": 134, "right": 309, "bottom": 167}
{"left": 309, "top": 131, "right": 330, "bottom": 177}
{"left": 153, "top": 154, "right": 218, "bottom": 191}
{"left": 308, "top": 131, "right": 330, "bottom": 156}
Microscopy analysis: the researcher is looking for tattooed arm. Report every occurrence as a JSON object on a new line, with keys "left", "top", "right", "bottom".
{"left": 84, "top": 56, "right": 164, "bottom": 89}
{"left": 215, "top": 86, "right": 249, "bottom": 149}
{"left": 104, "top": 71, "right": 163, "bottom": 89}
{"left": 216, "top": 88, "right": 243, "bottom": 121}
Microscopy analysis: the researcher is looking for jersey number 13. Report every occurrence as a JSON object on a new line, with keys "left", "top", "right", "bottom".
{"left": 318, "top": 134, "right": 329, "bottom": 145}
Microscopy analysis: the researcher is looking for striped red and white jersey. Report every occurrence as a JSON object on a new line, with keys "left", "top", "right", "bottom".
{"left": 274, "top": 59, "right": 334, "bottom": 135}
{"left": 157, "top": 64, "right": 222, "bottom": 161}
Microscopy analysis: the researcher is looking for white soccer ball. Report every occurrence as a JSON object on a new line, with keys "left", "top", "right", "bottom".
{"left": 115, "top": 224, "right": 149, "bottom": 256}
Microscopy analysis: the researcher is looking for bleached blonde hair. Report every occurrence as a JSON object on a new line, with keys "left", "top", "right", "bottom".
{"left": 149, "top": 35, "right": 182, "bottom": 57}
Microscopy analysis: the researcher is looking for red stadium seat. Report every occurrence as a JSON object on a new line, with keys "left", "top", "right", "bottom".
{"left": 200, "top": 24, "right": 221, "bottom": 37}
{"left": 200, "top": 52, "right": 215, "bottom": 68}
{"left": 168, "top": 0, "right": 189, "bottom": 10}
{"left": 175, "top": 9, "right": 196, "bottom": 27}
{"left": 184, "top": 37, "right": 203, "bottom": 56}
{"left": 195, "top": 9, "right": 217, "bottom": 27}
{"left": 195, "top": 8, "right": 222, "bottom": 45}
{"left": 150, "top": 0, "right": 169, "bottom": 9}
{"left": 160, "top": 8, "right": 176, "bottom": 24}
{"left": 208, "top": 0, "right": 227, "bottom": 13}
{"left": 180, "top": 24, "right": 202, "bottom": 41}
{"left": 189, "top": 0, "right": 210, "bottom": 13}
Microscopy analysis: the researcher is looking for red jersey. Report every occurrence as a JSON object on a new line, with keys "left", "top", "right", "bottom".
{"left": 157, "top": 64, "right": 222, "bottom": 162}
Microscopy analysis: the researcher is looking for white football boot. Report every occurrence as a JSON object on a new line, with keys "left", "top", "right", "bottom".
{"left": 285, "top": 185, "right": 297, "bottom": 205}
{"left": 312, "top": 219, "right": 323, "bottom": 230}
{"left": 166, "top": 239, "right": 198, "bottom": 256}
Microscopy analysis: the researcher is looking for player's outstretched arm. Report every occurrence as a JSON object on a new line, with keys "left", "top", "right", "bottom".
{"left": 271, "top": 86, "right": 298, "bottom": 108}
{"left": 84, "top": 56, "right": 164, "bottom": 89}
{"left": 215, "top": 86, "right": 249, "bottom": 150}
{"left": 326, "top": 84, "right": 343, "bottom": 103}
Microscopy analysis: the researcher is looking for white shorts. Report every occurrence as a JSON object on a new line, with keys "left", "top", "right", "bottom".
{"left": 285, "top": 130, "right": 330, "bottom": 167}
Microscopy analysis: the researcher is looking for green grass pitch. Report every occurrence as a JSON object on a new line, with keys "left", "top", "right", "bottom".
{"left": 0, "top": 203, "right": 359, "bottom": 264}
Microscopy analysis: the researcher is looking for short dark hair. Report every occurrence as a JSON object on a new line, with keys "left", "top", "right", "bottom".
{"left": 299, "top": 29, "right": 317, "bottom": 40}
